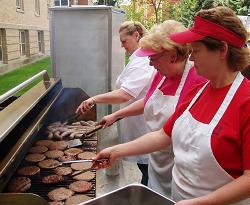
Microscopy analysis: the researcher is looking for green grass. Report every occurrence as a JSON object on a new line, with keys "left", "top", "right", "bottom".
{"left": 0, "top": 57, "right": 52, "bottom": 96}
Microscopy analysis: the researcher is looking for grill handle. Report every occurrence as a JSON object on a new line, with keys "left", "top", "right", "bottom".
{"left": 0, "top": 70, "right": 50, "bottom": 104}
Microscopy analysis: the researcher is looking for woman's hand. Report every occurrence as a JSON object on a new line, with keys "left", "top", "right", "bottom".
{"left": 76, "top": 97, "right": 95, "bottom": 114}
{"left": 92, "top": 146, "right": 119, "bottom": 169}
{"left": 100, "top": 114, "right": 117, "bottom": 128}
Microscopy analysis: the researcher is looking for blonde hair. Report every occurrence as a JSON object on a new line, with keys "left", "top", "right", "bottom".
{"left": 197, "top": 6, "right": 249, "bottom": 71}
{"left": 119, "top": 21, "right": 148, "bottom": 39}
{"left": 139, "top": 20, "right": 191, "bottom": 60}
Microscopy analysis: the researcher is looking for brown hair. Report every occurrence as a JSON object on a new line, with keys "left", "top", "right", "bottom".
{"left": 139, "top": 20, "right": 191, "bottom": 61}
{"left": 196, "top": 6, "right": 249, "bottom": 71}
{"left": 119, "top": 21, "right": 148, "bottom": 39}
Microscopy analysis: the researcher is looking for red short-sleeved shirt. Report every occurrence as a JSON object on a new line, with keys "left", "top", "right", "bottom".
{"left": 163, "top": 78, "right": 250, "bottom": 178}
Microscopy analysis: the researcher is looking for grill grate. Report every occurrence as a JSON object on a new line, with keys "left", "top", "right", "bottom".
{"left": 4, "top": 133, "right": 98, "bottom": 203}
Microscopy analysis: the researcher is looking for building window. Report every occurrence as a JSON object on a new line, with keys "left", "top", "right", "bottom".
{"left": 0, "top": 30, "right": 3, "bottom": 62}
{"left": 16, "top": 0, "right": 24, "bottom": 11}
{"left": 54, "top": 0, "right": 69, "bottom": 6}
{"left": 19, "top": 31, "right": 26, "bottom": 56}
{"left": 38, "top": 31, "right": 44, "bottom": 53}
{"left": 35, "top": 0, "right": 40, "bottom": 15}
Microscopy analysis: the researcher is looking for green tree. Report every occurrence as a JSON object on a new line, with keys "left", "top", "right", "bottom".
{"left": 170, "top": 0, "right": 199, "bottom": 27}
{"left": 120, "top": 0, "right": 156, "bottom": 29}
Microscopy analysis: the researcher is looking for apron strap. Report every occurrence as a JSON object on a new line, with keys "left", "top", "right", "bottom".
{"left": 208, "top": 72, "right": 244, "bottom": 132}
{"left": 175, "top": 60, "right": 193, "bottom": 96}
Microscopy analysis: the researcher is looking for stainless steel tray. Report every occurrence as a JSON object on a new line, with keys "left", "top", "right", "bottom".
{"left": 80, "top": 183, "right": 175, "bottom": 205}
{"left": 0, "top": 193, "right": 48, "bottom": 205}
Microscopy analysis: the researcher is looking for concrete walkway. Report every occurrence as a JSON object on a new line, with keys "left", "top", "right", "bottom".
{"left": 96, "top": 160, "right": 142, "bottom": 196}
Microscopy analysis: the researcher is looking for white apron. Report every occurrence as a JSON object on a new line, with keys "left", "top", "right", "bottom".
{"left": 144, "top": 61, "right": 192, "bottom": 197}
{"left": 171, "top": 72, "right": 250, "bottom": 204}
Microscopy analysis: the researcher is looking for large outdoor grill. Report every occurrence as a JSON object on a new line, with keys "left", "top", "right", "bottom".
{"left": 0, "top": 70, "right": 99, "bottom": 205}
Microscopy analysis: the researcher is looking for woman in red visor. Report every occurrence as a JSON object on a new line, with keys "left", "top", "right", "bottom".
{"left": 94, "top": 6, "right": 250, "bottom": 205}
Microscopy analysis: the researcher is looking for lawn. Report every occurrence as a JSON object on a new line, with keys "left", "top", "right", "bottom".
{"left": 0, "top": 57, "right": 52, "bottom": 96}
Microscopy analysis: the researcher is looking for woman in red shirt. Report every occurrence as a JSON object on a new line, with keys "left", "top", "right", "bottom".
{"left": 94, "top": 6, "right": 250, "bottom": 205}
{"left": 100, "top": 20, "right": 205, "bottom": 197}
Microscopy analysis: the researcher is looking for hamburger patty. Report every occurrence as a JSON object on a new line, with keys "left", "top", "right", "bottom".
{"left": 54, "top": 167, "right": 72, "bottom": 176}
{"left": 35, "top": 139, "right": 54, "bottom": 147}
{"left": 72, "top": 171, "right": 95, "bottom": 181}
{"left": 71, "top": 162, "right": 92, "bottom": 171}
{"left": 45, "top": 150, "right": 64, "bottom": 159}
{"left": 77, "top": 151, "right": 96, "bottom": 160}
{"left": 42, "top": 174, "right": 64, "bottom": 184}
{"left": 17, "top": 166, "right": 40, "bottom": 176}
{"left": 65, "top": 195, "right": 91, "bottom": 205}
{"left": 69, "top": 181, "right": 93, "bottom": 193}
{"left": 29, "top": 145, "right": 48, "bottom": 154}
{"left": 64, "top": 148, "right": 82, "bottom": 156}
{"left": 8, "top": 177, "right": 31, "bottom": 192}
{"left": 38, "top": 159, "right": 60, "bottom": 169}
{"left": 48, "top": 187, "right": 74, "bottom": 201}
{"left": 48, "top": 141, "right": 68, "bottom": 150}
{"left": 58, "top": 155, "right": 75, "bottom": 162}
{"left": 25, "top": 153, "right": 46, "bottom": 162}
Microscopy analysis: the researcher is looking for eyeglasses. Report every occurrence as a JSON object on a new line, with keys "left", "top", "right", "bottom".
{"left": 148, "top": 52, "right": 165, "bottom": 62}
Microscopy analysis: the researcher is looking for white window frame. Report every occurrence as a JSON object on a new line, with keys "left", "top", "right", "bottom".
{"left": 35, "top": 0, "right": 40, "bottom": 16}
{"left": 38, "top": 31, "right": 44, "bottom": 53}
{"left": 54, "top": 0, "right": 69, "bottom": 6}
{"left": 19, "top": 31, "right": 26, "bottom": 56}
{"left": 0, "top": 30, "right": 3, "bottom": 62}
{"left": 16, "top": 0, "right": 24, "bottom": 11}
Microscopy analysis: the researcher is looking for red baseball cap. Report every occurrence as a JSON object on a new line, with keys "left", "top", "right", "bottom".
{"left": 135, "top": 48, "right": 158, "bottom": 57}
{"left": 170, "top": 16, "right": 245, "bottom": 48}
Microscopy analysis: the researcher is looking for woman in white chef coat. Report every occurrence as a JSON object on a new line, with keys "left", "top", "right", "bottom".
{"left": 93, "top": 7, "right": 250, "bottom": 205}
{"left": 76, "top": 21, "right": 155, "bottom": 185}
{"left": 99, "top": 20, "right": 206, "bottom": 197}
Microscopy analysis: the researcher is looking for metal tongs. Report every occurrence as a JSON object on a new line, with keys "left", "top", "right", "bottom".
{"left": 57, "top": 158, "right": 108, "bottom": 166}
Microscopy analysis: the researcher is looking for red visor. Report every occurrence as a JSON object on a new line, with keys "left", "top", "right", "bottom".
{"left": 170, "top": 16, "right": 245, "bottom": 48}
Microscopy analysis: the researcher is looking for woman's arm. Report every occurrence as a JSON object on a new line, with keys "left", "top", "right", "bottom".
{"left": 76, "top": 89, "right": 133, "bottom": 114}
{"left": 93, "top": 128, "right": 171, "bottom": 168}
{"left": 176, "top": 170, "right": 250, "bottom": 205}
{"left": 100, "top": 99, "right": 145, "bottom": 127}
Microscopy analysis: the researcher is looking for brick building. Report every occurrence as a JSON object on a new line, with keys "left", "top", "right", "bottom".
{"left": 0, "top": 0, "right": 90, "bottom": 74}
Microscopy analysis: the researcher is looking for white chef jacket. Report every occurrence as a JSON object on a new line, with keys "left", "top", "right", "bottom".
{"left": 116, "top": 50, "right": 155, "bottom": 164}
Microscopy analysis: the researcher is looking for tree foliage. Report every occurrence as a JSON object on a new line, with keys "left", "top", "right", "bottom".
{"left": 107, "top": 0, "right": 250, "bottom": 30}
{"left": 169, "top": 0, "right": 250, "bottom": 27}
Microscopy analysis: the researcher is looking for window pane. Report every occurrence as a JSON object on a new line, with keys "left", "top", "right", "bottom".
{"left": 0, "top": 48, "right": 2, "bottom": 61}
{"left": 16, "top": 0, "right": 20, "bottom": 7}
{"left": 21, "top": 32, "right": 25, "bottom": 43}
{"left": 54, "top": 0, "right": 60, "bottom": 6}
{"left": 19, "top": 31, "right": 26, "bottom": 56}
{"left": 21, "top": 44, "right": 26, "bottom": 55}
{"left": 38, "top": 32, "right": 41, "bottom": 41}
{"left": 35, "top": 0, "right": 40, "bottom": 15}
{"left": 39, "top": 42, "right": 42, "bottom": 52}
{"left": 61, "top": 0, "right": 68, "bottom": 6}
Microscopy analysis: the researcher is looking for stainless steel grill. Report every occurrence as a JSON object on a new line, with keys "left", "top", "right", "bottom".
{"left": 0, "top": 71, "right": 98, "bottom": 204}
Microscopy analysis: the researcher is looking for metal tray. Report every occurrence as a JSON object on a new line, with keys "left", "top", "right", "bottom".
{"left": 80, "top": 183, "right": 175, "bottom": 205}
